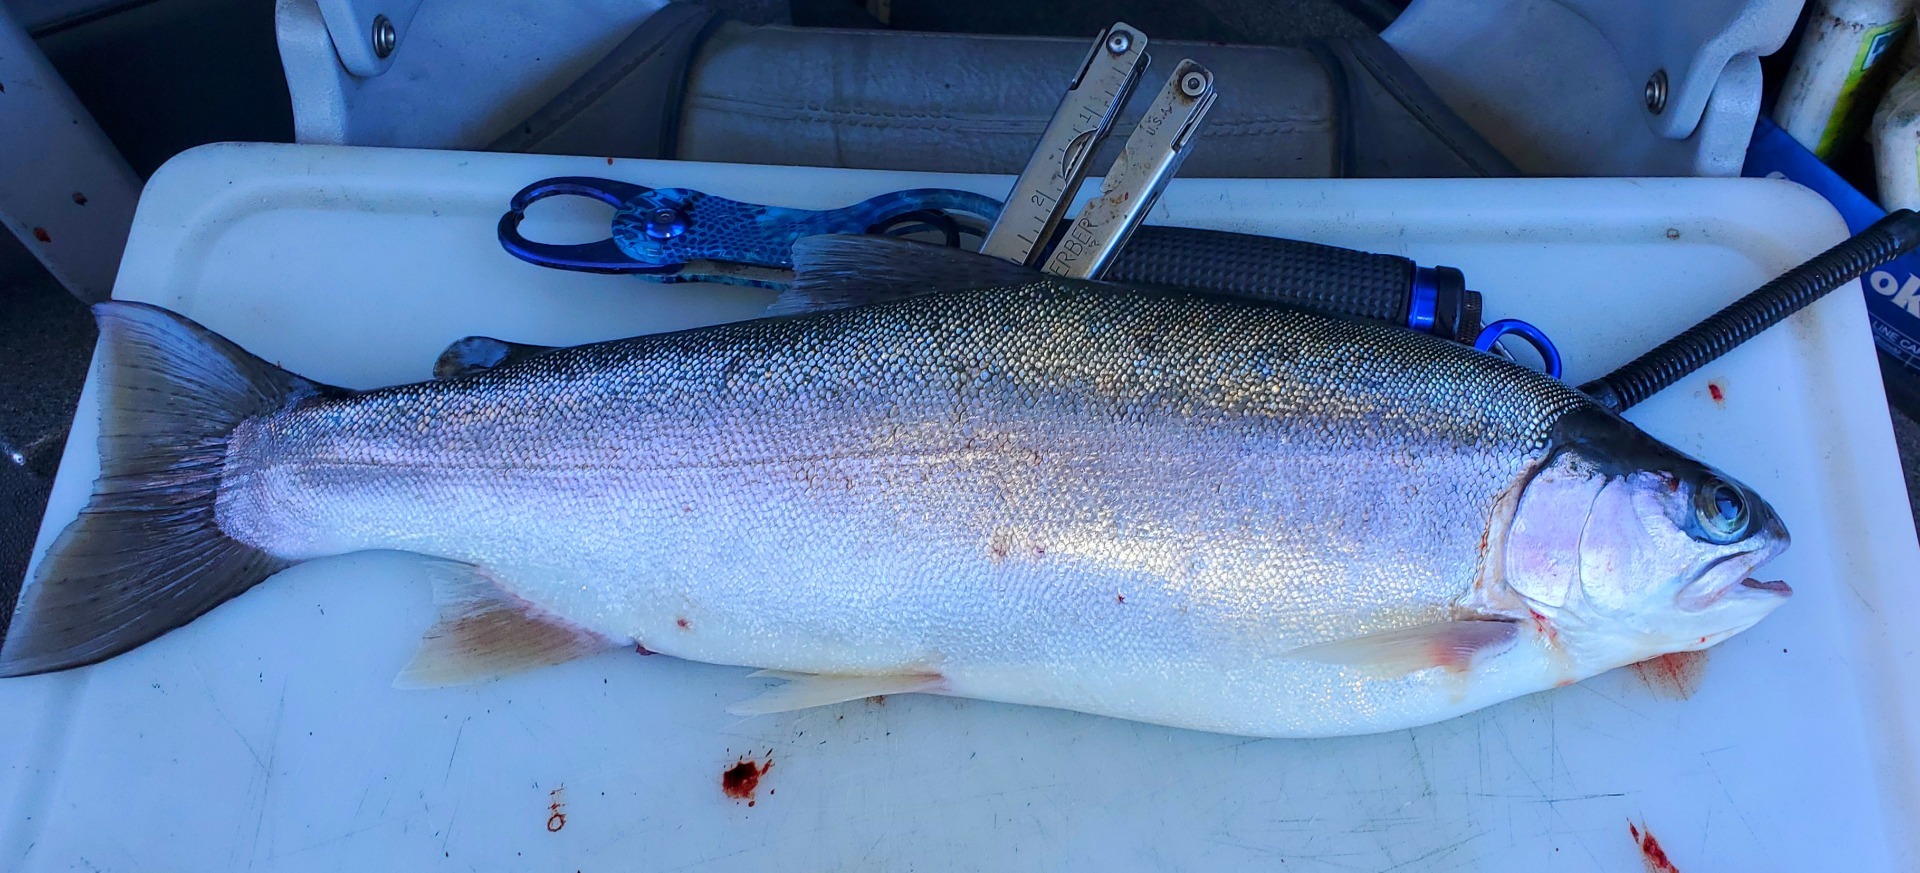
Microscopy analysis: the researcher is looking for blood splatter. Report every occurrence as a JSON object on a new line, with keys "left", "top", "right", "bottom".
{"left": 71, "top": 192, "right": 87, "bottom": 205}
{"left": 546, "top": 787, "right": 567, "bottom": 832}
{"left": 1707, "top": 382, "right": 1725, "bottom": 404}
{"left": 675, "top": 617, "right": 691, "bottom": 630}
{"left": 722, "top": 753, "right": 773, "bottom": 805}
{"left": 1630, "top": 650, "right": 1708, "bottom": 699}
{"left": 1115, "top": 594, "right": 1126, "bottom": 604}
{"left": 1629, "top": 821, "right": 1681, "bottom": 872}
{"left": 30, "top": 227, "right": 49, "bottom": 243}
{"left": 634, "top": 642, "right": 654, "bottom": 655}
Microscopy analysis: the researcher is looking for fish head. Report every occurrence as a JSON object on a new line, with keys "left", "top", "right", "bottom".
{"left": 1499, "top": 409, "right": 1790, "bottom": 668}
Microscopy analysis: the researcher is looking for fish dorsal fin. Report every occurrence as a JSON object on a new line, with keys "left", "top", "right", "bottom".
{"left": 726, "top": 670, "right": 946, "bottom": 715}
{"left": 769, "top": 235, "right": 1044, "bottom": 315}
{"left": 1283, "top": 617, "right": 1521, "bottom": 679}
{"left": 394, "top": 559, "right": 620, "bottom": 688}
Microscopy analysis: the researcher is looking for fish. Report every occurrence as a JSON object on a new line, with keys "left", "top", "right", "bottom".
{"left": 0, "top": 236, "right": 1791, "bottom": 738}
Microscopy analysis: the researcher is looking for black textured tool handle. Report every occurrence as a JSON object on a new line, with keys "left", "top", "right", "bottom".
{"left": 1111, "top": 225, "right": 1415, "bottom": 323}
{"left": 1581, "top": 209, "right": 1920, "bottom": 412}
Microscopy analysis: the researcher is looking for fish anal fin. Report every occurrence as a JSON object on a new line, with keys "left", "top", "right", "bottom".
{"left": 727, "top": 670, "right": 945, "bottom": 716}
{"left": 1285, "top": 618, "right": 1521, "bottom": 679}
{"left": 395, "top": 560, "right": 620, "bottom": 688}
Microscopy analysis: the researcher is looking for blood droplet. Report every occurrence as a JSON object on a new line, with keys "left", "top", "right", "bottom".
{"left": 675, "top": 617, "right": 690, "bottom": 630}
{"left": 722, "top": 754, "right": 772, "bottom": 803}
{"left": 546, "top": 787, "right": 567, "bottom": 832}
{"left": 1630, "top": 650, "right": 1708, "bottom": 699}
{"left": 1707, "top": 382, "right": 1725, "bottom": 404}
{"left": 1630, "top": 821, "right": 1681, "bottom": 872}
{"left": 71, "top": 192, "right": 87, "bottom": 205}
{"left": 31, "top": 227, "right": 49, "bottom": 243}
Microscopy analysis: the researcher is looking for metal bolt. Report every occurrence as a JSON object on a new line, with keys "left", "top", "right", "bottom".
{"left": 1107, "top": 31, "right": 1132, "bottom": 54}
{"left": 1644, "top": 69, "right": 1668, "bottom": 114}
{"left": 372, "top": 14, "right": 396, "bottom": 59}
{"left": 1180, "top": 71, "right": 1208, "bottom": 98}
{"left": 644, "top": 208, "right": 687, "bottom": 240}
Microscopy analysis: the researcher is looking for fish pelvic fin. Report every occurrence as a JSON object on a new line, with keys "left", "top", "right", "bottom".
{"left": 0, "top": 302, "right": 328, "bottom": 677}
{"left": 394, "top": 559, "right": 621, "bottom": 688}
{"left": 1283, "top": 617, "right": 1521, "bottom": 679}
{"left": 769, "top": 235, "right": 1045, "bottom": 316}
{"left": 727, "top": 670, "right": 946, "bottom": 716}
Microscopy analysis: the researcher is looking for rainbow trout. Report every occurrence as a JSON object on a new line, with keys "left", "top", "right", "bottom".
{"left": 0, "top": 237, "right": 1790, "bottom": 737}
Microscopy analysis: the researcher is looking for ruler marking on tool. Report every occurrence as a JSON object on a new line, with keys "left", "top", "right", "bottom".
{"left": 1042, "top": 59, "right": 1217, "bottom": 280}
{"left": 980, "top": 22, "right": 1149, "bottom": 266}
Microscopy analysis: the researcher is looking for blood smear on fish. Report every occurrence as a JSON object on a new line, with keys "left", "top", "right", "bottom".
{"left": 1629, "top": 821, "right": 1682, "bottom": 873}
{"left": 1629, "top": 650, "right": 1708, "bottom": 699}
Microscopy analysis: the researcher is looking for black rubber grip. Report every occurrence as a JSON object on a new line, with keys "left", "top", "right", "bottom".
{"left": 1111, "top": 225, "right": 1416, "bottom": 324}
{"left": 1581, "top": 209, "right": 1920, "bottom": 412}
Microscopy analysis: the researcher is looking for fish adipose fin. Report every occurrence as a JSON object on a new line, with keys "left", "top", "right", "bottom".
{"left": 0, "top": 302, "right": 322, "bottom": 677}
{"left": 727, "top": 670, "right": 946, "bottom": 715}
{"left": 768, "top": 235, "right": 1043, "bottom": 316}
{"left": 1284, "top": 618, "right": 1520, "bottom": 678}
{"left": 431, "top": 335, "right": 556, "bottom": 381}
{"left": 395, "top": 559, "right": 621, "bottom": 688}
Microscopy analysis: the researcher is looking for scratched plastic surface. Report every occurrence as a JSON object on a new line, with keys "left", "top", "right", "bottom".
{"left": 3, "top": 144, "right": 1918, "bottom": 872}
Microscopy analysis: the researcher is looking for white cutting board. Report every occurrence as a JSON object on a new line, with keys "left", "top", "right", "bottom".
{"left": 3, "top": 143, "right": 1917, "bottom": 872}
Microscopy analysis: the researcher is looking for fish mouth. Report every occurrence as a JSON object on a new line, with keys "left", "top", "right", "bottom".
{"left": 1678, "top": 551, "right": 1789, "bottom": 610}
{"left": 1738, "top": 578, "right": 1792, "bottom": 596}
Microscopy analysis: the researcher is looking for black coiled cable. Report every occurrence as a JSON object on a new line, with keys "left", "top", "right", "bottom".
{"left": 1581, "top": 209, "right": 1920, "bottom": 413}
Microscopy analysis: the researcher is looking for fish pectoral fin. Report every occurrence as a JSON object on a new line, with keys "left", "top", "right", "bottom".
{"left": 394, "top": 559, "right": 621, "bottom": 689}
{"left": 726, "top": 670, "right": 946, "bottom": 716}
{"left": 1283, "top": 618, "right": 1521, "bottom": 678}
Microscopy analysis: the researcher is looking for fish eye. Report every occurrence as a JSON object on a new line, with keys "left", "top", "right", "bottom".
{"left": 1693, "top": 477, "right": 1749, "bottom": 543}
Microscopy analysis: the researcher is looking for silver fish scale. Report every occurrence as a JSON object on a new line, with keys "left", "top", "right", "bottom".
{"left": 218, "top": 281, "right": 1594, "bottom": 734}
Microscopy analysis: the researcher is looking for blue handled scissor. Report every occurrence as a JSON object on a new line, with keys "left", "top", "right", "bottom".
{"left": 497, "top": 176, "right": 1004, "bottom": 288}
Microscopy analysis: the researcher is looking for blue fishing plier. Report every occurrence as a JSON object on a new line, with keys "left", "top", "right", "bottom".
{"left": 497, "top": 177, "right": 1002, "bottom": 288}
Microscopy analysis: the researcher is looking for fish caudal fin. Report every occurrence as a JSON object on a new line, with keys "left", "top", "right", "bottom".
{"left": 394, "top": 559, "right": 620, "bottom": 688}
{"left": 0, "top": 302, "right": 322, "bottom": 677}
